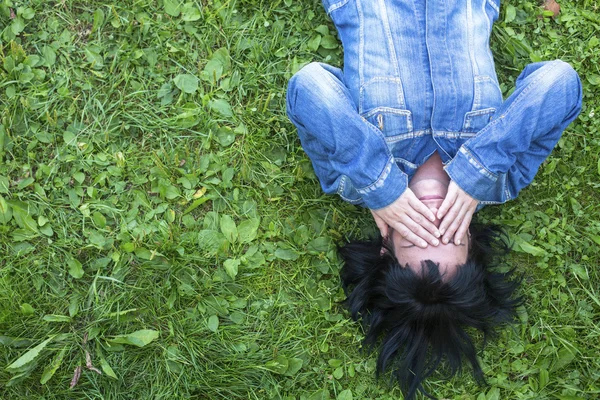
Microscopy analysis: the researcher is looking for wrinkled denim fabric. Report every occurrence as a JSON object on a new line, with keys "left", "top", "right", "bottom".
{"left": 286, "top": 0, "right": 582, "bottom": 210}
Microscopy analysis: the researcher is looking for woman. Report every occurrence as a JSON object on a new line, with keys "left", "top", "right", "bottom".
{"left": 286, "top": 0, "right": 582, "bottom": 398}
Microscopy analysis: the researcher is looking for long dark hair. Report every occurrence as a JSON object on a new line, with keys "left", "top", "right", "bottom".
{"left": 339, "top": 224, "right": 522, "bottom": 399}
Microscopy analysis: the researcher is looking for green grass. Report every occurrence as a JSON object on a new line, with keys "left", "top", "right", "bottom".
{"left": 0, "top": 0, "right": 599, "bottom": 399}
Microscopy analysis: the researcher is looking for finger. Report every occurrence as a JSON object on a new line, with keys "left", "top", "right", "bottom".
{"left": 407, "top": 208, "right": 441, "bottom": 238}
{"left": 402, "top": 214, "right": 440, "bottom": 246}
{"left": 407, "top": 192, "right": 436, "bottom": 222}
{"left": 442, "top": 203, "right": 470, "bottom": 244}
{"left": 372, "top": 213, "right": 389, "bottom": 239}
{"left": 453, "top": 207, "right": 475, "bottom": 245}
{"left": 439, "top": 200, "right": 462, "bottom": 238}
{"left": 437, "top": 183, "right": 457, "bottom": 220}
{"left": 393, "top": 222, "right": 429, "bottom": 248}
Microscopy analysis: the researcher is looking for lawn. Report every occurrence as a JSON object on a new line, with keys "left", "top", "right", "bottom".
{"left": 0, "top": 0, "right": 599, "bottom": 399}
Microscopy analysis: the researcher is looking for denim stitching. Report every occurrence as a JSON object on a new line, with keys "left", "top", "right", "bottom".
{"left": 357, "top": 0, "right": 364, "bottom": 91}
{"left": 356, "top": 157, "right": 394, "bottom": 194}
{"left": 459, "top": 146, "right": 498, "bottom": 180}
{"left": 486, "top": 0, "right": 500, "bottom": 15}
{"left": 378, "top": 0, "right": 405, "bottom": 107}
{"left": 327, "top": 0, "right": 349, "bottom": 14}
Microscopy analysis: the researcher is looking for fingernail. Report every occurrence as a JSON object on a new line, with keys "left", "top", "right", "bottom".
{"left": 434, "top": 231, "right": 441, "bottom": 237}
{"left": 443, "top": 238, "right": 449, "bottom": 244}
{"left": 430, "top": 216, "right": 435, "bottom": 222}
{"left": 456, "top": 239, "right": 461, "bottom": 245}
{"left": 432, "top": 239, "right": 439, "bottom": 246}
{"left": 421, "top": 241, "right": 428, "bottom": 248}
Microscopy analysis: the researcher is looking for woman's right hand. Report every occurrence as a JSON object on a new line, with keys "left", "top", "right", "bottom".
{"left": 370, "top": 189, "right": 441, "bottom": 248}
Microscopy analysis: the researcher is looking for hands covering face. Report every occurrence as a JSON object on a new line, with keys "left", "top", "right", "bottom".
{"left": 436, "top": 181, "right": 478, "bottom": 245}
{"left": 370, "top": 188, "right": 441, "bottom": 248}
{"left": 370, "top": 181, "right": 477, "bottom": 247}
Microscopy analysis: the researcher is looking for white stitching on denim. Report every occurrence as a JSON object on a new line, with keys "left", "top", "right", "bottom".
{"left": 378, "top": 0, "right": 404, "bottom": 107}
{"left": 356, "top": 158, "right": 394, "bottom": 194}
{"left": 327, "top": 0, "right": 349, "bottom": 14}
{"left": 459, "top": 146, "right": 498, "bottom": 180}
{"left": 486, "top": 0, "right": 500, "bottom": 14}
{"left": 357, "top": 0, "right": 364, "bottom": 92}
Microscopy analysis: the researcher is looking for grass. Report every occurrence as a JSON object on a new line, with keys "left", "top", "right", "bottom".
{"left": 0, "top": 0, "right": 599, "bottom": 399}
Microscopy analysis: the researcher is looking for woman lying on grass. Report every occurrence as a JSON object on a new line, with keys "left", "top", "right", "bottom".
{"left": 286, "top": 0, "right": 582, "bottom": 398}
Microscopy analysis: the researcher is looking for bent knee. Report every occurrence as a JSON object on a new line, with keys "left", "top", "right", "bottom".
{"left": 286, "top": 62, "right": 343, "bottom": 116}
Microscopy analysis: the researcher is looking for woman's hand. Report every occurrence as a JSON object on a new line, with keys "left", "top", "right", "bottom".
{"left": 437, "top": 181, "right": 478, "bottom": 245}
{"left": 370, "top": 189, "right": 440, "bottom": 248}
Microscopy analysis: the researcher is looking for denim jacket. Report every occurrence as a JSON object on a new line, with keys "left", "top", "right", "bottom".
{"left": 286, "top": 0, "right": 582, "bottom": 209}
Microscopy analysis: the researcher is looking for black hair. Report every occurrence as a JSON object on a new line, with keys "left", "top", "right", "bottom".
{"left": 339, "top": 224, "right": 522, "bottom": 399}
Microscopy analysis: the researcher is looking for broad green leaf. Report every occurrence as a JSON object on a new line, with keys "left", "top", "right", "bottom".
{"left": 486, "top": 387, "right": 500, "bottom": 400}
{"left": 274, "top": 248, "right": 299, "bottom": 261}
{"left": 0, "top": 176, "right": 9, "bottom": 193}
{"left": 92, "top": 9, "right": 105, "bottom": 32}
{"left": 518, "top": 241, "right": 546, "bottom": 257}
{"left": 11, "top": 206, "right": 38, "bottom": 232}
{"left": 40, "top": 348, "right": 66, "bottom": 384}
{"left": 307, "top": 35, "right": 321, "bottom": 51}
{"left": 504, "top": 4, "right": 516, "bottom": 23}
{"left": 92, "top": 211, "right": 107, "bottom": 228}
{"left": 224, "top": 259, "right": 240, "bottom": 279}
{"left": 11, "top": 18, "right": 25, "bottom": 35}
{"left": 307, "top": 237, "right": 332, "bottom": 253}
{"left": 320, "top": 35, "right": 338, "bottom": 49}
{"left": 163, "top": 0, "right": 182, "bottom": 16}
{"left": 0, "top": 195, "right": 12, "bottom": 224}
{"left": 109, "top": 329, "right": 160, "bottom": 347}
{"left": 20, "top": 304, "right": 34, "bottom": 316}
{"left": 207, "top": 315, "right": 219, "bottom": 332}
{"left": 99, "top": 356, "right": 117, "bottom": 379}
{"left": 183, "top": 197, "right": 210, "bottom": 214}
{"left": 20, "top": 7, "right": 35, "bottom": 20}
{"left": 208, "top": 99, "right": 233, "bottom": 118}
{"left": 264, "top": 355, "right": 288, "bottom": 374}
{"left": 6, "top": 337, "right": 53, "bottom": 371}
{"left": 197, "top": 230, "right": 227, "bottom": 255}
{"left": 337, "top": 389, "right": 353, "bottom": 400}
{"left": 182, "top": 3, "right": 201, "bottom": 21}
{"left": 67, "top": 256, "right": 84, "bottom": 279}
{"left": 173, "top": 74, "right": 198, "bottom": 94}
{"left": 43, "top": 315, "right": 72, "bottom": 323}
{"left": 332, "top": 367, "right": 344, "bottom": 379}
{"left": 201, "top": 48, "right": 231, "bottom": 83}
{"left": 41, "top": 46, "right": 56, "bottom": 67}
{"left": 215, "top": 126, "right": 236, "bottom": 147}
{"left": 238, "top": 218, "right": 260, "bottom": 243}
{"left": 308, "top": 389, "right": 330, "bottom": 400}
{"left": 570, "top": 263, "right": 589, "bottom": 280}
{"left": 285, "top": 357, "right": 303, "bottom": 376}
{"left": 220, "top": 215, "right": 237, "bottom": 243}
{"left": 539, "top": 368, "right": 549, "bottom": 389}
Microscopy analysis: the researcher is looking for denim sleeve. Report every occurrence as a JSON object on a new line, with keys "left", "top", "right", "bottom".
{"left": 445, "top": 60, "right": 583, "bottom": 203}
{"left": 286, "top": 63, "right": 407, "bottom": 210}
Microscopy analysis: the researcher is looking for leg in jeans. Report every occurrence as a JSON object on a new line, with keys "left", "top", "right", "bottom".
{"left": 286, "top": 62, "right": 407, "bottom": 209}
{"left": 445, "top": 60, "right": 583, "bottom": 202}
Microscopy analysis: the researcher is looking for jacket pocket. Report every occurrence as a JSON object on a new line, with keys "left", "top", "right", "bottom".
{"left": 462, "top": 107, "right": 496, "bottom": 133}
{"left": 362, "top": 107, "right": 413, "bottom": 140}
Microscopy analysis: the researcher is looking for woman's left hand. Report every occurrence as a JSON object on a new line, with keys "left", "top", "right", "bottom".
{"left": 437, "top": 181, "right": 478, "bottom": 245}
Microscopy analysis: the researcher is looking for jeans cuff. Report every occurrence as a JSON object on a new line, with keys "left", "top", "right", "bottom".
{"left": 357, "top": 158, "right": 408, "bottom": 209}
{"left": 444, "top": 146, "right": 507, "bottom": 202}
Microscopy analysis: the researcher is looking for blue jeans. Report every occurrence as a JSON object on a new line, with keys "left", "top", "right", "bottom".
{"left": 286, "top": 60, "right": 582, "bottom": 209}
